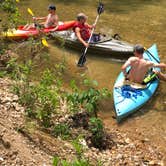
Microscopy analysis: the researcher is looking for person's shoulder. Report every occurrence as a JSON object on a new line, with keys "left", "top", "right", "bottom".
{"left": 128, "top": 56, "right": 138, "bottom": 61}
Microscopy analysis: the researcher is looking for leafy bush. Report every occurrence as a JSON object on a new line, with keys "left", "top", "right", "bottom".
{"left": 1, "top": 0, "right": 22, "bottom": 28}
{"left": 88, "top": 117, "right": 106, "bottom": 150}
{"left": 67, "top": 80, "right": 111, "bottom": 117}
{"left": 53, "top": 123, "right": 71, "bottom": 139}
{"left": 52, "top": 156, "right": 90, "bottom": 166}
{"left": 72, "top": 136, "right": 85, "bottom": 158}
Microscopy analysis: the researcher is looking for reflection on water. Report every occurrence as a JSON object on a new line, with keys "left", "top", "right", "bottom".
{"left": 17, "top": 0, "right": 166, "bottom": 156}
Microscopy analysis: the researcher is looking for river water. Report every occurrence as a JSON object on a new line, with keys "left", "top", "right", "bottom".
{"left": 18, "top": 0, "right": 166, "bottom": 157}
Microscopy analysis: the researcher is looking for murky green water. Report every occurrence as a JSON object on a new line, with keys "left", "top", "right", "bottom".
{"left": 15, "top": 0, "right": 166, "bottom": 156}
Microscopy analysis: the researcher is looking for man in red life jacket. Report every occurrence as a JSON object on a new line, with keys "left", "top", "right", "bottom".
{"left": 73, "top": 13, "right": 95, "bottom": 48}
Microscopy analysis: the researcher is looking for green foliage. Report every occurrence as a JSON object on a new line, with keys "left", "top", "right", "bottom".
{"left": 8, "top": 57, "right": 110, "bottom": 150}
{"left": 89, "top": 117, "right": 105, "bottom": 149}
{"left": 1, "top": 0, "right": 22, "bottom": 28}
{"left": 7, "top": 59, "right": 32, "bottom": 81}
{"left": 72, "top": 136, "right": 84, "bottom": 158}
{"left": 1, "top": 0, "right": 18, "bottom": 13}
{"left": 27, "top": 69, "right": 60, "bottom": 127}
{"left": 70, "top": 159, "right": 90, "bottom": 166}
{"left": 53, "top": 123, "right": 71, "bottom": 139}
{"left": 89, "top": 117, "right": 103, "bottom": 134}
{"left": 25, "top": 37, "right": 50, "bottom": 60}
{"left": 52, "top": 156, "right": 60, "bottom": 166}
{"left": 36, "top": 103, "right": 53, "bottom": 127}
{"left": 67, "top": 81, "right": 111, "bottom": 116}
{"left": 8, "top": 60, "right": 60, "bottom": 127}
{"left": 0, "top": 71, "right": 7, "bottom": 78}
{"left": 52, "top": 156, "right": 90, "bottom": 166}
{"left": 54, "top": 57, "right": 66, "bottom": 77}
{"left": 0, "top": 45, "right": 8, "bottom": 55}
{"left": 40, "top": 69, "right": 54, "bottom": 87}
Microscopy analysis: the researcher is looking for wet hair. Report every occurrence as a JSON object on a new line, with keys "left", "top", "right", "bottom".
{"left": 134, "top": 44, "right": 144, "bottom": 54}
{"left": 77, "top": 13, "right": 87, "bottom": 21}
{"left": 48, "top": 5, "right": 56, "bottom": 10}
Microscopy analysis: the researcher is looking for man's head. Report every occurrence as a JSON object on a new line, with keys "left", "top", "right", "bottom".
{"left": 133, "top": 44, "right": 144, "bottom": 57}
{"left": 48, "top": 5, "right": 56, "bottom": 12}
{"left": 77, "top": 13, "right": 87, "bottom": 22}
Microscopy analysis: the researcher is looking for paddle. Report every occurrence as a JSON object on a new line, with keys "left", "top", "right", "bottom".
{"left": 27, "top": 8, "right": 35, "bottom": 17}
{"left": 77, "top": 3, "right": 104, "bottom": 67}
{"left": 41, "top": 38, "right": 49, "bottom": 47}
{"left": 144, "top": 47, "right": 160, "bottom": 63}
{"left": 27, "top": 8, "right": 49, "bottom": 47}
{"left": 143, "top": 46, "right": 162, "bottom": 83}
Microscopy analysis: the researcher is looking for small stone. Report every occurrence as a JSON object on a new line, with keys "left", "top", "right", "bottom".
{"left": 141, "top": 138, "right": 149, "bottom": 143}
{"left": 116, "top": 154, "right": 123, "bottom": 159}
{"left": 149, "top": 160, "right": 156, "bottom": 165}
{"left": 125, "top": 138, "right": 131, "bottom": 144}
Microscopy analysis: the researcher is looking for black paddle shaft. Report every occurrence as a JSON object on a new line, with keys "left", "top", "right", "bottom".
{"left": 145, "top": 49, "right": 160, "bottom": 63}
{"left": 77, "top": 3, "right": 104, "bottom": 67}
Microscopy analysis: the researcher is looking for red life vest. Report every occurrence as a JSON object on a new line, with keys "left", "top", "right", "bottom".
{"left": 73, "top": 22, "right": 91, "bottom": 41}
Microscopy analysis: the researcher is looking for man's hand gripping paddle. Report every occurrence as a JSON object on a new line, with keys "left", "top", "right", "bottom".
{"left": 77, "top": 3, "right": 104, "bottom": 67}
{"left": 27, "top": 8, "right": 49, "bottom": 47}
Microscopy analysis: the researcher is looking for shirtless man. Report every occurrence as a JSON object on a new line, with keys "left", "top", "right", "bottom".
{"left": 122, "top": 44, "right": 166, "bottom": 84}
{"left": 23, "top": 5, "right": 58, "bottom": 30}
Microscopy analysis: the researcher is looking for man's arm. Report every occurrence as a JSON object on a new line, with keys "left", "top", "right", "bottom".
{"left": 86, "top": 23, "right": 95, "bottom": 29}
{"left": 121, "top": 58, "right": 132, "bottom": 77}
{"left": 153, "top": 62, "right": 166, "bottom": 69}
{"left": 33, "top": 16, "right": 47, "bottom": 21}
{"left": 75, "top": 27, "right": 88, "bottom": 47}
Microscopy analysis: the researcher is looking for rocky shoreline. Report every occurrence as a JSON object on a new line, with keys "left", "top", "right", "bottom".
{"left": 0, "top": 78, "right": 165, "bottom": 165}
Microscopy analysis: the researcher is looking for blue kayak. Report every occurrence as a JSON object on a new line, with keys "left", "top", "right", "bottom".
{"left": 113, "top": 44, "right": 160, "bottom": 123}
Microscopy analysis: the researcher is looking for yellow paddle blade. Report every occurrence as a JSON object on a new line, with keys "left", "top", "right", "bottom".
{"left": 27, "top": 8, "right": 34, "bottom": 17}
{"left": 42, "top": 38, "right": 49, "bottom": 47}
{"left": 16, "top": 0, "right": 20, "bottom": 2}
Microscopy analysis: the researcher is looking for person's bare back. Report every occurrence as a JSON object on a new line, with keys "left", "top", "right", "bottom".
{"left": 127, "top": 57, "right": 153, "bottom": 83}
{"left": 122, "top": 44, "right": 166, "bottom": 84}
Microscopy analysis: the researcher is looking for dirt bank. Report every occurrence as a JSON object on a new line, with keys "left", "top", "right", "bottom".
{"left": 0, "top": 78, "right": 165, "bottom": 166}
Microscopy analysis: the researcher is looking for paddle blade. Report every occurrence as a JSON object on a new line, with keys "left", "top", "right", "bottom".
{"left": 42, "top": 38, "right": 49, "bottom": 47}
{"left": 97, "top": 3, "right": 104, "bottom": 15}
{"left": 77, "top": 54, "right": 86, "bottom": 67}
{"left": 27, "top": 8, "right": 34, "bottom": 17}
